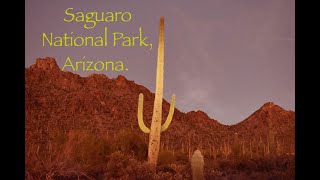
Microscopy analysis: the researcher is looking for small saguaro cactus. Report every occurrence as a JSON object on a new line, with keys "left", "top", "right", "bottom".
{"left": 137, "top": 17, "right": 176, "bottom": 168}
{"left": 191, "top": 150, "right": 204, "bottom": 180}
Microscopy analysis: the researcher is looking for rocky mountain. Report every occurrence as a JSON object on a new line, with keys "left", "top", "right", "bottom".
{"left": 25, "top": 57, "right": 295, "bottom": 156}
{"left": 231, "top": 102, "right": 295, "bottom": 137}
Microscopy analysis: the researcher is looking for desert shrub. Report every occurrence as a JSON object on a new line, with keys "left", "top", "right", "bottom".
{"left": 62, "top": 130, "right": 112, "bottom": 173}
{"left": 26, "top": 129, "right": 113, "bottom": 179}
{"left": 175, "top": 151, "right": 189, "bottom": 164}
{"left": 25, "top": 143, "right": 48, "bottom": 179}
{"left": 153, "top": 171, "right": 175, "bottom": 180}
{"left": 216, "top": 159, "right": 233, "bottom": 170}
{"left": 171, "top": 164, "right": 191, "bottom": 180}
{"left": 234, "top": 160, "right": 258, "bottom": 171}
{"left": 254, "top": 158, "right": 275, "bottom": 171}
{"left": 105, "top": 151, "right": 131, "bottom": 178}
{"left": 205, "top": 169, "right": 225, "bottom": 179}
{"left": 135, "top": 162, "right": 155, "bottom": 180}
{"left": 216, "top": 153, "right": 223, "bottom": 159}
{"left": 157, "top": 164, "right": 176, "bottom": 174}
{"left": 114, "top": 130, "right": 148, "bottom": 160}
{"left": 204, "top": 158, "right": 220, "bottom": 171}
{"left": 158, "top": 151, "right": 176, "bottom": 166}
{"left": 105, "top": 151, "right": 154, "bottom": 179}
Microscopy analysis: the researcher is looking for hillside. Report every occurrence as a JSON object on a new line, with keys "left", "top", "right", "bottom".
{"left": 25, "top": 57, "right": 295, "bottom": 179}
{"left": 26, "top": 57, "right": 294, "bottom": 151}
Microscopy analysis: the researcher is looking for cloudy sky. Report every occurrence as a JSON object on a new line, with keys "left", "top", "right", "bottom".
{"left": 25, "top": 0, "right": 295, "bottom": 125}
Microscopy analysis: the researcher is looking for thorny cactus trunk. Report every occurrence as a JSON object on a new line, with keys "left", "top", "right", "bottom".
{"left": 191, "top": 150, "right": 204, "bottom": 180}
{"left": 137, "top": 17, "right": 176, "bottom": 169}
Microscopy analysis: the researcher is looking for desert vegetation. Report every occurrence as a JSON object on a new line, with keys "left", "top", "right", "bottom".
{"left": 26, "top": 128, "right": 294, "bottom": 179}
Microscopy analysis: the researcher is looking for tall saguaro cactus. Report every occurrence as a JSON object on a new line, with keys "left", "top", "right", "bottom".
{"left": 137, "top": 17, "right": 176, "bottom": 168}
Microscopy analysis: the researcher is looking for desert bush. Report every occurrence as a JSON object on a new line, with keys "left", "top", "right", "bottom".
{"left": 216, "top": 159, "right": 233, "bottom": 170}
{"left": 114, "top": 130, "right": 148, "bottom": 160}
{"left": 26, "top": 129, "right": 113, "bottom": 179}
{"left": 153, "top": 171, "right": 175, "bottom": 180}
{"left": 158, "top": 151, "right": 176, "bottom": 166}
{"left": 171, "top": 164, "right": 191, "bottom": 180}
{"left": 157, "top": 164, "right": 176, "bottom": 174}
{"left": 235, "top": 160, "right": 258, "bottom": 172}
{"left": 135, "top": 162, "right": 155, "bottom": 180}
{"left": 204, "top": 158, "right": 219, "bottom": 170}
{"left": 175, "top": 151, "right": 189, "bottom": 164}
{"left": 62, "top": 130, "right": 112, "bottom": 173}
{"left": 105, "top": 151, "right": 154, "bottom": 179}
{"left": 105, "top": 151, "right": 131, "bottom": 178}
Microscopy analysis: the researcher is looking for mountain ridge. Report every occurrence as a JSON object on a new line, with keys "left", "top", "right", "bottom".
{"left": 26, "top": 57, "right": 294, "bottom": 127}
{"left": 26, "top": 57, "right": 295, "bottom": 157}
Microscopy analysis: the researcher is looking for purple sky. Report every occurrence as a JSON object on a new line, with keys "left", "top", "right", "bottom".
{"left": 25, "top": 0, "right": 295, "bottom": 125}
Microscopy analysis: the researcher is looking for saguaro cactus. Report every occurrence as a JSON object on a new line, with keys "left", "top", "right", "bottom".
{"left": 137, "top": 17, "right": 176, "bottom": 168}
{"left": 191, "top": 150, "right": 204, "bottom": 180}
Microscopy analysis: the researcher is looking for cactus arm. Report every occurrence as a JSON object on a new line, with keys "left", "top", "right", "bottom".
{"left": 138, "top": 93, "right": 150, "bottom": 133}
{"left": 161, "top": 94, "right": 175, "bottom": 132}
